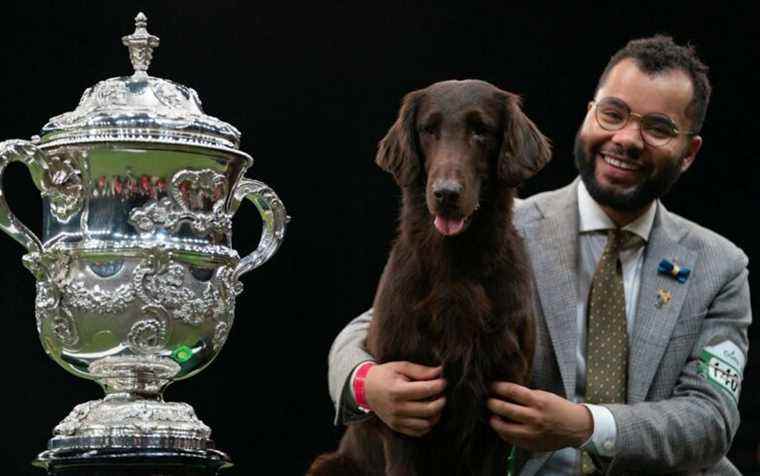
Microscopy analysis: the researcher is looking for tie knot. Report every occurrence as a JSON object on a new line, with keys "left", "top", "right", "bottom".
{"left": 606, "top": 228, "right": 637, "bottom": 254}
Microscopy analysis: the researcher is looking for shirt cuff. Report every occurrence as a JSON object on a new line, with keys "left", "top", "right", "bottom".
{"left": 580, "top": 404, "right": 618, "bottom": 457}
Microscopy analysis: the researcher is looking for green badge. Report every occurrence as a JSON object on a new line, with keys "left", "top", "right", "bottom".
{"left": 172, "top": 345, "right": 193, "bottom": 363}
{"left": 697, "top": 340, "right": 743, "bottom": 404}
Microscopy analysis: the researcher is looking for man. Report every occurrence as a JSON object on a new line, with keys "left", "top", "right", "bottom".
{"left": 327, "top": 36, "right": 750, "bottom": 474}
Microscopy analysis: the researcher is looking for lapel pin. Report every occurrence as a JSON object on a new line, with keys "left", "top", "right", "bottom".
{"left": 656, "top": 288, "right": 673, "bottom": 308}
{"left": 658, "top": 258, "right": 690, "bottom": 284}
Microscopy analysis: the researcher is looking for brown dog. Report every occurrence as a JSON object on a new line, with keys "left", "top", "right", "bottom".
{"left": 310, "top": 80, "right": 551, "bottom": 476}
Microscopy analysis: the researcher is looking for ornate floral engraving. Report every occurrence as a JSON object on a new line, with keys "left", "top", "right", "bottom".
{"left": 170, "top": 169, "right": 227, "bottom": 208}
{"left": 132, "top": 253, "right": 236, "bottom": 327}
{"left": 22, "top": 252, "right": 46, "bottom": 281}
{"left": 128, "top": 318, "right": 168, "bottom": 353}
{"left": 54, "top": 398, "right": 210, "bottom": 441}
{"left": 35, "top": 281, "right": 58, "bottom": 312}
{"left": 54, "top": 400, "right": 97, "bottom": 436}
{"left": 62, "top": 282, "right": 135, "bottom": 314}
{"left": 128, "top": 168, "right": 232, "bottom": 238}
{"left": 40, "top": 153, "right": 86, "bottom": 223}
{"left": 35, "top": 280, "right": 60, "bottom": 336}
{"left": 142, "top": 261, "right": 216, "bottom": 325}
{"left": 97, "top": 81, "right": 130, "bottom": 107}
{"left": 31, "top": 253, "right": 80, "bottom": 346}
{"left": 211, "top": 265, "right": 240, "bottom": 351}
{"left": 213, "top": 322, "right": 230, "bottom": 351}
{"left": 152, "top": 79, "right": 186, "bottom": 108}
{"left": 77, "top": 87, "right": 93, "bottom": 108}
{"left": 217, "top": 264, "right": 243, "bottom": 305}
{"left": 51, "top": 307, "right": 79, "bottom": 347}
{"left": 129, "top": 197, "right": 231, "bottom": 236}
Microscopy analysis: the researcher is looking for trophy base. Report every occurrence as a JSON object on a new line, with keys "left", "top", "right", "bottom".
{"left": 34, "top": 396, "right": 233, "bottom": 475}
{"left": 49, "top": 395, "right": 214, "bottom": 451}
{"left": 34, "top": 447, "right": 232, "bottom": 475}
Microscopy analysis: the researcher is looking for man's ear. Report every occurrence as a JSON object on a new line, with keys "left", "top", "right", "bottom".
{"left": 376, "top": 90, "right": 422, "bottom": 187}
{"left": 679, "top": 134, "right": 702, "bottom": 173}
{"left": 498, "top": 93, "right": 552, "bottom": 187}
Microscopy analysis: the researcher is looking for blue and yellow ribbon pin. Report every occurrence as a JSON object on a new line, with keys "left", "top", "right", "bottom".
{"left": 658, "top": 259, "right": 690, "bottom": 283}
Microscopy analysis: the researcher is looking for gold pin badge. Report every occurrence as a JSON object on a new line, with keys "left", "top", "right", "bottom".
{"left": 656, "top": 289, "right": 672, "bottom": 308}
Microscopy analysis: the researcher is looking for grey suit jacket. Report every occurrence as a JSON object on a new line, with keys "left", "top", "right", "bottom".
{"left": 327, "top": 180, "right": 751, "bottom": 475}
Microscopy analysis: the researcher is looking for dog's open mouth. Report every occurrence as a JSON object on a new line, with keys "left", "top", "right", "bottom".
{"left": 433, "top": 214, "right": 471, "bottom": 236}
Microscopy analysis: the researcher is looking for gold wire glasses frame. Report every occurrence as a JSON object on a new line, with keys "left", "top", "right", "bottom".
{"left": 590, "top": 98, "right": 698, "bottom": 147}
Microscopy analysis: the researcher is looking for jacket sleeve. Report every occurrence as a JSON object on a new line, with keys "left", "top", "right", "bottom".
{"left": 604, "top": 252, "right": 751, "bottom": 474}
{"left": 328, "top": 309, "right": 375, "bottom": 424}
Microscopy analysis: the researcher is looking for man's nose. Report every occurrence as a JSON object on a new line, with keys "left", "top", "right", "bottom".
{"left": 611, "top": 119, "right": 645, "bottom": 150}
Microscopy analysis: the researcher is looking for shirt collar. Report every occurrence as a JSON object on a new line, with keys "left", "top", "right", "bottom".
{"left": 577, "top": 180, "right": 657, "bottom": 243}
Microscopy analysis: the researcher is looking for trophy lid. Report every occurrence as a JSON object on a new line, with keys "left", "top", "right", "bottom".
{"left": 39, "top": 13, "right": 245, "bottom": 155}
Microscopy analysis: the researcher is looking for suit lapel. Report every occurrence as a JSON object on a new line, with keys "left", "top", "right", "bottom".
{"left": 628, "top": 204, "right": 696, "bottom": 402}
{"left": 520, "top": 184, "right": 697, "bottom": 403}
{"left": 521, "top": 184, "right": 580, "bottom": 399}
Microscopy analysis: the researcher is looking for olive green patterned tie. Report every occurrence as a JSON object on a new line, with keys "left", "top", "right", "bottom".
{"left": 581, "top": 229, "right": 630, "bottom": 475}
{"left": 586, "top": 228, "right": 629, "bottom": 403}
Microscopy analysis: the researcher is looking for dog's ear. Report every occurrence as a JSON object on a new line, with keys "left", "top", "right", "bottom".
{"left": 498, "top": 93, "right": 552, "bottom": 187}
{"left": 376, "top": 90, "right": 422, "bottom": 187}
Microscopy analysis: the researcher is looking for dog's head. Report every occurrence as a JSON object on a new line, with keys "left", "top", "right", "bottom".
{"left": 376, "top": 80, "right": 552, "bottom": 236}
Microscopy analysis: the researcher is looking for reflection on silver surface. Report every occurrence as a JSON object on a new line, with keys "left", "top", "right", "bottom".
{"left": 0, "top": 13, "right": 288, "bottom": 454}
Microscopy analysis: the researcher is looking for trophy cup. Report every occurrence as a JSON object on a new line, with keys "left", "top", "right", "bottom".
{"left": 0, "top": 13, "right": 287, "bottom": 474}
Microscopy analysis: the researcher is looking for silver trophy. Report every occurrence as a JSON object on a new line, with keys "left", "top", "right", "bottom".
{"left": 0, "top": 13, "right": 287, "bottom": 461}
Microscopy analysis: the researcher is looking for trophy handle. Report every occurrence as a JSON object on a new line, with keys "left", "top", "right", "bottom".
{"left": 229, "top": 178, "right": 288, "bottom": 280}
{"left": 0, "top": 139, "right": 45, "bottom": 255}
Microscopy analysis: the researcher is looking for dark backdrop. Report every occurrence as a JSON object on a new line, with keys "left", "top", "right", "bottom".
{"left": 0, "top": 1, "right": 757, "bottom": 474}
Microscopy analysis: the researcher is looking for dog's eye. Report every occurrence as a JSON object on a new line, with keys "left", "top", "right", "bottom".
{"left": 419, "top": 124, "right": 437, "bottom": 136}
{"left": 470, "top": 123, "right": 491, "bottom": 139}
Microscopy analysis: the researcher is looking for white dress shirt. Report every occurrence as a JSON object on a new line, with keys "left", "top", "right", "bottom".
{"left": 542, "top": 181, "right": 657, "bottom": 474}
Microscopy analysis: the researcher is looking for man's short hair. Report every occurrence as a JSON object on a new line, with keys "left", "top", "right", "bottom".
{"left": 596, "top": 35, "right": 711, "bottom": 134}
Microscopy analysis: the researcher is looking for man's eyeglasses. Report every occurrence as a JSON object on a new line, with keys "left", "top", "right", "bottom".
{"left": 591, "top": 97, "right": 698, "bottom": 147}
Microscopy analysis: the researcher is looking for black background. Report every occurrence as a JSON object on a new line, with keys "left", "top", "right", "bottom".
{"left": 0, "top": 1, "right": 757, "bottom": 474}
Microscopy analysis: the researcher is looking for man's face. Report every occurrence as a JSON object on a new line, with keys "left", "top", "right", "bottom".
{"left": 574, "top": 58, "right": 702, "bottom": 212}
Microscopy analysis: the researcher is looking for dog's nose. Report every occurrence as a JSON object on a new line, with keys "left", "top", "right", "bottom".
{"left": 433, "top": 180, "right": 462, "bottom": 205}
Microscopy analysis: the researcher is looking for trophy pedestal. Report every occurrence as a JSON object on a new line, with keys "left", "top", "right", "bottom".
{"left": 34, "top": 448, "right": 232, "bottom": 475}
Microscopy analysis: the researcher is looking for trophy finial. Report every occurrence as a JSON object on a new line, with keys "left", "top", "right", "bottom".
{"left": 122, "top": 12, "right": 160, "bottom": 78}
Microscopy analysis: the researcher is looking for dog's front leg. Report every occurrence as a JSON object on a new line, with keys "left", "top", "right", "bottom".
{"left": 381, "top": 430, "right": 421, "bottom": 476}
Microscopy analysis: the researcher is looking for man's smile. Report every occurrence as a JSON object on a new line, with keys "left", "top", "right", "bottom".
{"left": 595, "top": 151, "right": 645, "bottom": 185}
{"left": 600, "top": 152, "right": 643, "bottom": 172}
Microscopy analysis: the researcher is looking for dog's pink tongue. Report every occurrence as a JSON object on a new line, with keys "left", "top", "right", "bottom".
{"left": 434, "top": 216, "right": 465, "bottom": 236}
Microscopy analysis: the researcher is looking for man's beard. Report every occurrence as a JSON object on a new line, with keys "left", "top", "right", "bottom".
{"left": 573, "top": 130, "right": 684, "bottom": 212}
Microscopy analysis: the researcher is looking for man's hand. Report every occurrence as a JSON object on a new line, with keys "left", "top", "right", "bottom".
{"left": 364, "top": 362, "right": 447, "bottom": 437}
{"left": 487, "top": 382, "right": 593, "bottom": 452}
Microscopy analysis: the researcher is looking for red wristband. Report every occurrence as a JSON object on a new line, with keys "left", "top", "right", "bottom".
{"left": 353, "top": 361, "right": 376, "bottom": 413}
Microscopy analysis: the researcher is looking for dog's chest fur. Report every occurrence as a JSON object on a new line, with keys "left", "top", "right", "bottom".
{"left": 367, "top": 189, "right": 522, "bottom": 464}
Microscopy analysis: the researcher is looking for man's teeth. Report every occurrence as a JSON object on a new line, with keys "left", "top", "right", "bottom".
{"left": 602, "top": 154, "right": 640, "bottom": 171}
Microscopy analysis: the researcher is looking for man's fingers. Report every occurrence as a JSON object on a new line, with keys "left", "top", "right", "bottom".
{"left": 397, "top": 396, "right": 446, "bottom": 418}
{"left": 486, "top": 397, "right": 534, "bottom": 424}
{"left": 394, "top": 377, "right": 447, "bottom": 401}
{"left": 490, "top": 381, "right": 535, "bottom": 406}
{"left": 393, "top": 361, "right": 443, "bottom": 381}
{"left": 489, "top": 415, "right": 532, "bottom": 443}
